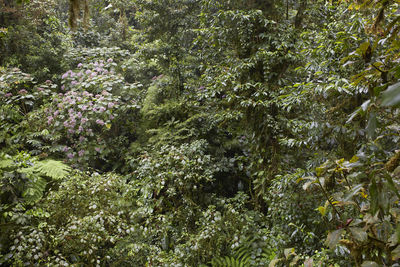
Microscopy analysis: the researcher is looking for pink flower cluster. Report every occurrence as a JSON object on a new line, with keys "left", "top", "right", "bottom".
{"left": 60, "top": 59, "right": 121, "bottom": 94}
{"left": 46, "top": 89, "right": 120, "bottom": 161}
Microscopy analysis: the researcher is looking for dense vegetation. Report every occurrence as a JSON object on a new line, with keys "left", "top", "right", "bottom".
{"left": 1, "top": 0, "right": 400, "bottom": 266}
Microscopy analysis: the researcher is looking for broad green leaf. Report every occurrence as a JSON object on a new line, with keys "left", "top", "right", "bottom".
{"left": 358, "top": 42, "right": 370, "bottom": 55}
{"left": 366, "top": 112, "right": 377, "bottom": 139}
{"left": 382, "top": 81, "right": 400, "bottom": 106}
{"left": 317, "top": 201, "right": 329, "bottom": 216}
{"left": 316, "top": 167, "right": 325, "bottom": 177}
{"left": 325, "top": 229, "right": 344, "bottom": 249}
{"left": 369, "top": 178, "right": 378, "bottom": 214}
{"left": 361, "top": 261, "right": 379, "bottom": 267}
{"left": 349, "top": 227, "right": 368, "bottom": 242}
{"left": 383, "top": 174, "right": 400, "bottom": 199}
{"left": 349, "top": 155, "right": 359, "bottom": 163}
{"left": 317, "top": 206, "right": 327, "bottom": 216}
{"left": 344, "top": 184, "right": 364, "bottom": 201}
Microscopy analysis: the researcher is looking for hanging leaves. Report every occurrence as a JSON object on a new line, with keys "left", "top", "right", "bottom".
{"left": 381, "top": 81, "right": 400, "bottom": 107}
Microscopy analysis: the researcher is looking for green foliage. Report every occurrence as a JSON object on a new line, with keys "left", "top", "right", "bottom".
{"left": 0, "top": 1, "right": 70, "bottom": 82}
{"left": 2, "top": 171, "right": 130, "bottom": 265}
{"left": 211, "top": 255, "right": 249, "bottom": 267}
{"left": 0, "top": 151, "right": 72, "bottom": 260}
{"left": 0, "top": 152, "right": 70, "bottom": 206}
{"left": 306, "top": 143, "right": 400, "bottom": 265}
{"left": 32, "top": 159, "right": 71, "bottom": 180}
{"left": 382, "top": 81, "right": 400, "bottom": 106}
{"left": 210, "top": 236, "right": 277, "bottom": 267}
{"left": 2, "top": 0, "right": 400, "bottom": 266}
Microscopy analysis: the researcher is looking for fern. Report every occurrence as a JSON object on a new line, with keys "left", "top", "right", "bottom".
{"left": 209, "top": 236, "right": 276, "bottom": 267}
{"left": 211, "top": 247, "right": 251, "bottom": 267}
{"left": 22, "top": 175, "right": 47, "bottom": 204}
{"left": 211, "top": 255, "right": 250, "bottom": 267}
{"left": 18, "top": 159, "right": 71, "bottom": 204}
{"left": 33, "top": 159, "right": 71, "bottom": 180}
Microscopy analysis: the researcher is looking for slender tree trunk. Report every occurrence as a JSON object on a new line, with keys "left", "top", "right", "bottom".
{"left": 295, "top": 0, "right": 307, "bottom": 28}
{"left": 69, "top": 0, "right": 90, "bottom": 31}
{"left": 83, "top": 0, "right": 90, "bottom": 30}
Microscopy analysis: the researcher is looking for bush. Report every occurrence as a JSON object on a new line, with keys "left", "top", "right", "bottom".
{"left": 2, "top": 170, "right": 130, "bottom": 266}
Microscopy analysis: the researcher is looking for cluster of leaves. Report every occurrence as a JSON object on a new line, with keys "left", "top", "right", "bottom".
{"left": 0, "top": 151, "right": 71, "bottom": 261}
{"left": 0, "top": 0, "right": 70, "bottom": 82}
{"left": 2, "top": 170, "right": 130, "bottom": 266}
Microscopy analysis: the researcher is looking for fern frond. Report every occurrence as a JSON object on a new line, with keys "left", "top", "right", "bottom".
{"left": 34, "top": 159, "right": 71, "bottom": 180}
{"left": 211, "top": 255, "right": 245, "bottom": 267}
{"left": 234, "top": 245, "right": 251, "bottom": 261}
{"left": 22, "top": 175, "right": 47, "bottom": 204}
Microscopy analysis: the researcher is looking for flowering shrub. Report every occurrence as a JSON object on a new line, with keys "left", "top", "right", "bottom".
{"left": 28, "top": 53, "right": 142, "bottom": 170}
{"left": 60, "top": 59, "right": 139, "bottom": 95}
{"left": 44, "top": 90, "right": 125, "bottom": 167}
{"left": 62, "top": 46, "right": 131, "bottom": 71}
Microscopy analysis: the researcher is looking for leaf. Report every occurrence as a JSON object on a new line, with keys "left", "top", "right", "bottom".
{"left": 361, "top": 100, "right": 371, "bottom": 111}
{"left": 392, "top": 245, "right": 400, "bottom": 261}
{"left": 316, "top": 201, "right": 329, "bottom": 216}
{"left": 358, "top": 42, "right": 370, "bottom": 56}
{"left": 361, "top": 261, "right": 379, "bottom": 267}
{"left": 383, "top": 174, "right": 400, "bottom": 199}
{"left": 344, "top": 184, "right": 364, "bottom": 202}
{"left": 349, "top": 155, "right": 359, "bottom": 163}
{"left": 316, "top": 166, "right": 325, "bottom": 177}
{"left": 381, "top": 81, "right": 400, "bottom": 106}
{"left": 366, "top": 112, "right": 377, "bottom": 139}
{"left": 369, "top": 178, "right": 378, "bottom": 214}
{"left": 303, "top": 180, "right": 314, "bottom": 190}
{"left": 317, "top": 206, "right": 327, "bottom": 216}
{"left": 388, "top": 233, "right": 398, "bottom": 247}
{"left": 346, "top": 107, "right": 362, "bottom": 123}
{"left": 325, "top": 229, "right": 344, "bottom": 249}
{"left": 349, "top": 227, "right": 368, "bottom": 242}
{"left": 22, "top": 176, "right": 47, "bottom": 204}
